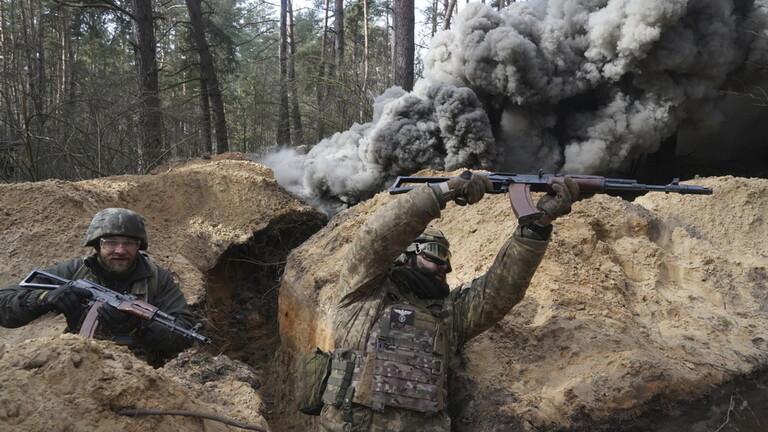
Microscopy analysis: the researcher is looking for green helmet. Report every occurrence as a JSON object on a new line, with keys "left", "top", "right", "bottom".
{"left": 83, "top": 208, "right": 148, "bottom": 250}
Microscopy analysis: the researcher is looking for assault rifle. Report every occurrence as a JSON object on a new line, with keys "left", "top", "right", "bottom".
{"left": 19, "top": 269, "right": 212, "bottom": 344}
{"left": 390, "top": 171, "right": 713, "bottom": 224}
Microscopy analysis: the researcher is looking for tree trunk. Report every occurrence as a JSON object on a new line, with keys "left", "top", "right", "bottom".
{"left": 360, "top": 0, "right": 369, "bottom": 122}
{"left": 287, "top": 0, "right": 304, "bottom": 146}
{"left": 385, "top": 0, "right": 392, "bottom": 86}
{"left": 17, "top": 0, "right": 45, "bottom": 180}
{"left": 443, "top": 0, "right": 456, "bottom": 30}
{"left": 393, "top": 0, "right": 414, "bottom": 91}
{"left": 132, "top": 0, "right": 165, "bottom": 172}
{"left": 316, "top": 0, "right": 332, "bottom": 142}
{"left": 332, "top": 0, "right": 348, "bottom": 126}
{"left": 31, "top": 0, "right": 45, "bottom": 116}
{"left": 334, "top": 0, "right": 345, "bottom": 69}
{"left": 56, "top": 7, "right": 72, "bottom": 106}
{"left": 429, "top": 0, "right": 439, "bottom": 36}
{"left": 199, "top": 78, "right": 213, "bottom": 154}
{"left": 276, "top": 0, "right": 291, "bottom": 145}
{"left": 184, "top": 0, "right": 229, "bottom": 154}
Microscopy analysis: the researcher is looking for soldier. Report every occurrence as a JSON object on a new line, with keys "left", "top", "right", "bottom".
{"left": 0, "top": 208, "right": 197, "bottom": 367}
{"left": 319, "top": 173, "right": 579, "bottom": 431}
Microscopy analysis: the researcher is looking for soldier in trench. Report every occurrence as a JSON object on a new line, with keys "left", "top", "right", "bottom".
{"left": 319, "top": 173, "right": 580, "bottom": 431}
{"left": 0, "top": 208, "right": 196, "bottom": 367}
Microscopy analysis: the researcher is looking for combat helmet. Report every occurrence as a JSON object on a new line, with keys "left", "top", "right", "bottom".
{"left": 399, "top": 226, "right": 452, "bottom": 271}
{"left": 83, "top": 208, "right": 148, "bottom": 250}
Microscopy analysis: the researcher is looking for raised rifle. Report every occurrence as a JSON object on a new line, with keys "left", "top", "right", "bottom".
{"left": 390, "top": 171, "right": 713, "bottom": 224}
{"left": 19, "top": 269, "right": 212, "bottom": 344}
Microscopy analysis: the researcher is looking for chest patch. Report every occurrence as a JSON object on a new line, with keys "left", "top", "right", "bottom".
{"left": 390, "top": 307, "right": 415, "bottom": 325}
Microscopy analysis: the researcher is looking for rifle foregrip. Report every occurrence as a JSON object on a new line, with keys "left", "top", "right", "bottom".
{"left": 570, "top": 176, "right": 607, "bottom": 193}
{"left": 117, "top": 300, "right": 157, "bottom": 320}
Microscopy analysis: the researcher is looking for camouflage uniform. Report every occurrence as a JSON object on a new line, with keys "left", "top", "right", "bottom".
{"left": 320, "top": 185, "right": 549, "bottom": 431}
{"left": 0, "top": 208, "right": 196, "bottom": 367}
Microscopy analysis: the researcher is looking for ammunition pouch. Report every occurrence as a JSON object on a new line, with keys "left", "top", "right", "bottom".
{"left": 295, "top": 348, "right": 332, "bottom": 415}
{"left": 321, "top": 348, "right": 362, "bottom": 407}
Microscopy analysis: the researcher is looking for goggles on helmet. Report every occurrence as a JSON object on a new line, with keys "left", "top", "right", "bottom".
{"left": 413, "top": 241, "right": 451, "bottom": 266}
{"left": 100, "top": 237, "right": 140, "bottom": 252}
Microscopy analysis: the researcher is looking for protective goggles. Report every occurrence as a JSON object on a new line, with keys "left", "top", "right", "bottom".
{"left": 412, "top": 241, "right": 452, "bottom": 267}
{"left": 100, "top": 237, "right": 140, "bottom": 251}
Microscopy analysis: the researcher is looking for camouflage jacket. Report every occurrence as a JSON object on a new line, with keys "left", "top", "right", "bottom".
{"left": 333, "top": 184, "right": 549, "bottom": 355}
{"left": 0, "top": 253, "right": 195, "bottom": 364}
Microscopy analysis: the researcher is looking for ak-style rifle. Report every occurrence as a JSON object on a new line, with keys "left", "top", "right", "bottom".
{"left": 19, "top": 269, "right": 212, "bottom": 344}
{"left": 390, "top": 171, "right": 713, "bottom": 224}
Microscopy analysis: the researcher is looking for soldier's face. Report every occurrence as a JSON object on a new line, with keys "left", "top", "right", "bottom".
{"left": 98, "top": 235, "right": 140, "bottom": 275}
{"left": 414, "top": 253, "right": 449, "bottom": 283}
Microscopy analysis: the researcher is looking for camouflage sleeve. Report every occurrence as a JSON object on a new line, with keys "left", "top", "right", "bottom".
{"left": 336, "top": 185, "right": 444, "bottom": 306}
{"left": 0, "top": 259, "right": 83, "bottom": 328}
{"left": 136, "top": 268, "right": 195, "bottom": 356}
{"left": 451, "top": 226, "right": 549, "bottom": 345}
{"left": 334, "top": 185, "right": 444, "bottom": 350}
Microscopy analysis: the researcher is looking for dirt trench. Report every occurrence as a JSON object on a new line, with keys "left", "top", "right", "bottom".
{"left": 2, "top": 158, "right": 766, "bottom": 432}
{"left": 617, "top": 368, "right": 768, "bottom": 432}
{"left": 195, "top": 211, "right": 327, "bottom": 424}
{"left": 269, "top": 174, "right": 768, "bottom": 432}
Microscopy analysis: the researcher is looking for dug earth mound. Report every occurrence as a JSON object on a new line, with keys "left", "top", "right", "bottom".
{"left": 275, "top": 172, "right": 768, "bottom": 431}
{"left": 1, "top": 156, "right": 766, "bottom": 431}
{"left": 0, "top": 153, "right": 327, "bottom": 431}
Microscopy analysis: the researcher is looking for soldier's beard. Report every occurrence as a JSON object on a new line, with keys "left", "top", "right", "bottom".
{"left": 98, "top": 252, "right": 137, "bottom": 276}
{"left": 410, "top": 265, "right": 450, "bottom": 298}
{"left": 413, "top": 263, "right": 443, "bottom": 282}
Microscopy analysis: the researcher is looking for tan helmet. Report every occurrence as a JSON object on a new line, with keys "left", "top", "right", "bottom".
{"left": 399, "top": 226, "right": 452, "bottom": 271}
{"left": 83, "top": 208, "right": 148, "bottom": 250}
{"left": 413, "top": 226, "right": 450, "bottom": 250}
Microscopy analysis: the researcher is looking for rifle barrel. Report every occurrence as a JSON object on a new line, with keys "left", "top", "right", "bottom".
{"left": 603, "top": 179, "right": 713, "bottom": 195}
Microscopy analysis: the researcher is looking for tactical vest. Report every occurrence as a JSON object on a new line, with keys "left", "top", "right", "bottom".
{"left": 349, "top": 294, "right": 454, "bottom": 414}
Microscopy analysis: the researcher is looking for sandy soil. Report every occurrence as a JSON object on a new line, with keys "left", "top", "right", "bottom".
{"left": 275, "top": 172, "right": 768, "bottom": 431}
{"left": 0, "top": 154, "right": 326, "bottom": 431}
{"left": 0, "top": 157, "right": 766, "bottom": 432}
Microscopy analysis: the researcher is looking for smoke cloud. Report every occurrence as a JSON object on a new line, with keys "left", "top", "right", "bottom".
{"left": 262, "top": 83, "right": 497, "bottom": 210}
{"left": 262, "top": 0, "right": 768, "bottom": 211}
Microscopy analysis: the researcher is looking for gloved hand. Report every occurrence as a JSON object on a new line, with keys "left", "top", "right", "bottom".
{"left": 97, "top": 304, "right": 141, "bottom": 333}
{"left": 41, "top": 284, "right": 92, "bottom": 316}
{"left": 39, "top": 284, "right": 92, "bottom": 330}
{"left": 537, "top": 176, "right": 580, "bottom": 222}
{"left": 446, "top": 171, "right": 493, "bottom": 205}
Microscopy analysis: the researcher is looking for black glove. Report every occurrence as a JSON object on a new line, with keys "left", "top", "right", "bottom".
{"left": 41, "top": 284, "right": 92, "bottom": 316}
{"left": 536, "top": 176, "right": 580, "bottom": 221}
{"left": 97, "top": 304, "right": 141, "bottom": 333}
{"left": 39, "top": 284, "right": 92, "bottom": 330}
{"left": 446, "top": 171, "right": 493, "bottom": 205}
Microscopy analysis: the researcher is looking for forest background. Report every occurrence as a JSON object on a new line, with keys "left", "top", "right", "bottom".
{"left": 0, "top": 0, "right": 453, "bottom": 182}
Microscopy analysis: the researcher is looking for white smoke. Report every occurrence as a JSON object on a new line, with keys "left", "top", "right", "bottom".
{"left": 261, "top": 148, "right": 306, "bottom": 195}
{"left": 262, "top": 83, "right": 496, "bottom": 211}
{"left": 264, "top": 0, "right": 768, "bottom": 210}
